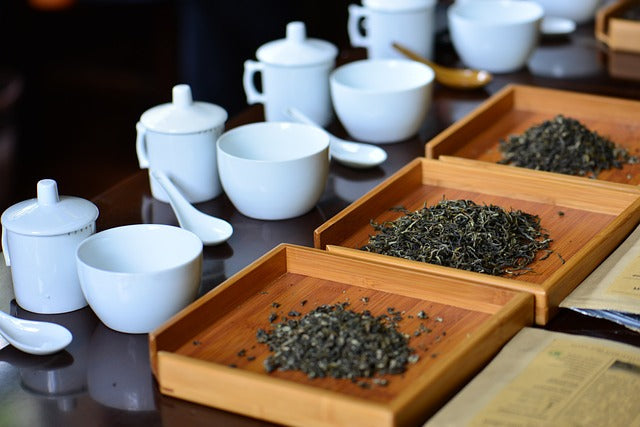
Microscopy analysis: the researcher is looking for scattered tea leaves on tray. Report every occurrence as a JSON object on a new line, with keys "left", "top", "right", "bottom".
{"left": 361, "top": 198, "right": 553, "bottom": 276}
{"left": 498, "top": 115, "right": 638, "bottom": 177}
{"left": 256, "top": 302, "right": 418, "bottom": 381}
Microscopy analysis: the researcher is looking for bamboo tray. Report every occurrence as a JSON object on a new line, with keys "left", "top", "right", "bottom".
{"left": 425, "top": 84, "right": 640, "bottom": 185}
{"left": 150, "top": 244, "right": 533, "bottom": 427}
{"left": 314, "top": 158, "right": 640, "bottom": 325}
{"left": 596, "top": 0, "right": 640, "bottom": 53}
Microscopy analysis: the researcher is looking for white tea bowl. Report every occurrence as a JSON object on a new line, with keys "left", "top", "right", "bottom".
{"left": 76, "top": 224, "right": 203, "bottom": 334}
{"left": 531, "top": 0, "right": 601, "bottom": 25}
{"left": 448, "top": 0, "right": 544, "bottom": 73}
{"left": 217, "top": 122, "right": 330, "bottom": 220}
{"left": 330, "top": 59, "right": 434, "bottom": 144}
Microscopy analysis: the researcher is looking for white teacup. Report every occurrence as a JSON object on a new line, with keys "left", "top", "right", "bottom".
{"left": 448, "top": 0, "right": 544, "bottom": 73}
{"left": 531, "top": 0, "right": 601, "bottom": 25}
{"left": 136, "top": 84, "right": 227, "bottom": 204}
{"left": 348, "top": 0, "right": 437, "bottom": 60}
{"left": 76, "top": 224, "right": 203, "bottom": 334}
{"left": 243, "top": 21, "right": 337, "bottom": 127}
{"left": 217, "top": 122, "right": 330, "bottom": 220}
{"left": 330, "top": 59, "right": 435, "bottom": 144}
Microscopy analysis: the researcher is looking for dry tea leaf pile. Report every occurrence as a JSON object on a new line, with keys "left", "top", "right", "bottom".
{"left": 361, "top": 199, "right": 552, "bottom": 276}
{"left": 256, "top": 302, "right": 418, "bottom": 382}
{"left": 498, "top": 114, "right": 638, "bottom": 177}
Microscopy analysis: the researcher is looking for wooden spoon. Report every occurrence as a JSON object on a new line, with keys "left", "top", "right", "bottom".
{"left": 392, "top": 42, "right": 492, "bottom": 90}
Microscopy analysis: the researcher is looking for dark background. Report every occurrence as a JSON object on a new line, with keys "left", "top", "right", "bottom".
{"left": 0, "top": 0, "right": 356, "bottom": 211}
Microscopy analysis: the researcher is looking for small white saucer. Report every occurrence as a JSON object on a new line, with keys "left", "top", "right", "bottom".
{"left": 541, "top": 16, "right": 577, "bottom": 36}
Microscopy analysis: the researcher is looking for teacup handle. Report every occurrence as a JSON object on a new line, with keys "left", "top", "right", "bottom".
{"left": 2, "top": 226, "right": 10, "bottom": 266}
{"left": 243, "top": 60, "right": 267, "bottom": 105}
{"left": 136, "top": 121, "right": 150, "bottom": 169}
{"left": 348, "top": 4, "right": 370, "bottom": 49}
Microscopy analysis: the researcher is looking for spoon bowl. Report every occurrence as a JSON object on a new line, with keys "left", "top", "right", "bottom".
{"left": 392, "top": 42, "right": 492, "bottom": 89}
{"left": 150, "top": 170, "right": 233, "bottom": 246}
{"left": 0, "top": 310, "right": 72, "bottom": 355}
{"left": 286, "top": 107, "right": 387, "bottom": 169}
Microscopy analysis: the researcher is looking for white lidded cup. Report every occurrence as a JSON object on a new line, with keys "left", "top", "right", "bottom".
{"left": 136, "top": 84, "right": 228, "bottom": 204}
{"left": 243, "top": 21, "right": 338, "bottom": 127}
{"left": 348, "top": 0, "right": 437, "bottom": 60}
{"left": 1, "top": 179, "right": 99, "bottom": 314}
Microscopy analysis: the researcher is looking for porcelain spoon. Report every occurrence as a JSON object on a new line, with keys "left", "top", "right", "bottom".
{"left": 285, "top": 107, "right": 387, "bottom": 169}
{"left": 150, "top": 170, "right": 233, "bottom": 246}
{"left": 0, "top": 310, "right": 72, "bottom": 355}
{"left": 392, "top": 42, "right": 492, "bottom": 90}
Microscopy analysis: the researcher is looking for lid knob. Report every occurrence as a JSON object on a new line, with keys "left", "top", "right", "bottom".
{"left": 172, "top": 84, "right": 193, "bottom": 108}
{"left": 286, "top": 21, "right": 306, "bottom": 44}
{"left": 37, "top": 179, "right": 60, "bottom": 206}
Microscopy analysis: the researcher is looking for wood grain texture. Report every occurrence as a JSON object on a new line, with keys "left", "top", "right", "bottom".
{"left": 314, "top": 158, "right": 640, "bottom": 324}
{"left": 596, "top": 0, "right": 640, "bottom": 53}
{"left": 149, "top": 244, "right": 533, "bottom": 427}
{"left": 426, "top": 84, "right": 640, "bottom": 185}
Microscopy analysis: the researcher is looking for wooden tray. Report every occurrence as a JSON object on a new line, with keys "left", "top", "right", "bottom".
{"left": 314, "top": 158, "right": 640, "bottom": 325}
{"left": 150, "top": 244, "right": 533, "bottom": 427}
{"left": 596, "top": 0, "right": 640, "bottom": 53}
{"left": 425, "top": 84, "right": 640, "bottom": 185}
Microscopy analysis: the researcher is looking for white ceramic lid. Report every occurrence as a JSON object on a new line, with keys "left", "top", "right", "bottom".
{"left": 363, "top": 0, "right": 436, "bottom": 11}
{"left": 139, "top": 84, "right": 228, "bottom": 134}
{"left": 256, "top": 21, "right": 338, "bottom": 66}
{"left": 1, "top": 179, "right": 99, "bottom": 236}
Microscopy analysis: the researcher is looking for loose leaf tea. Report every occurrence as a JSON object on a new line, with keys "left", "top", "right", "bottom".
{"left": 361, "top": 199, "right": 552, "bottom": 276}
{"left": 498, "top": 115, "right": 638, "bottom": 177}
{"left": 256, "top": 302, "right": 417, "bottom": 380}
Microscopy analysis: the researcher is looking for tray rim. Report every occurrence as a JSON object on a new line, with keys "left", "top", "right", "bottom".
{"left": 150, "top": 243, "right": 533, "bottom": 427}
{"left": 313, "top": 157, "right": 640, "bottom": 325}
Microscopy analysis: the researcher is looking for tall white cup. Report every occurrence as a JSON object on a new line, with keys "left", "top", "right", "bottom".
{"left": 348, "top": 0, "right": 437, "bottom": 60}
{"left": 136, "top": 84, "right": 227, "bottom": 204}
{"left": 243, "top": 22, "right": 337, "bottom": 127}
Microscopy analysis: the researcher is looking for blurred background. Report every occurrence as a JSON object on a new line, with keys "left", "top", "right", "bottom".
{"left": 0, "top": 0, "right": 357, "bottom": 211}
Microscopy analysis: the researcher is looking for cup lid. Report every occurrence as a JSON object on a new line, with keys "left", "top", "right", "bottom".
{"left": 1, "top": 179, "right": 99, "bottom": 236}
{"left": 256, "top": 21, "right": 338, "bottom": 66}
{"left": 139, "top": 84, "right": 228, "bottom": 134}
{"left": 363, "top": 0, "right": 436, "bottom": 11}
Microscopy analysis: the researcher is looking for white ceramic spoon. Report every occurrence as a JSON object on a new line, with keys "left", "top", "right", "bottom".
{"left": 285, "top": 107, "right": 387, "bottom": 169}
{"left": 0, "top": 310, "right": 72, "bottom": 355}
{"left": 150, "top": 170, "right": 233, "bottom": 246}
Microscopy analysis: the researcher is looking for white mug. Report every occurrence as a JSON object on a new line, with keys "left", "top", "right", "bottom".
{"left": 348, "top": 0, "right": 437, "bottom": 60}
{"left": 136, "top": 123, "right": 224, "bottom": 203}
{"left": 136, "top": 85, "right": 227, "bottom": 204}
{"left": 242, "top": 22, "right": 337, "bottom": 127}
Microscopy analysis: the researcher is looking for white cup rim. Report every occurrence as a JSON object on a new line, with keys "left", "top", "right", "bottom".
{"left": 449, "top": 0, "right": 544, "bottom": 25}
{"left": 76, "top": 224, "right": 202, "bottom": 275}
{"left": 217, "top": 122, "right": 329, "bottom": 164}
{"left": 330, "top": 59, "right": 435, "bottom": 95}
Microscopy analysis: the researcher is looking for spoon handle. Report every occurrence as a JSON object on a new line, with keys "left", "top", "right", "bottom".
{"left": 392, "top": 42, "right": 492, "bottom": 89}
{"left": 392, "top": 42, "right": 440, "bottom": 71}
